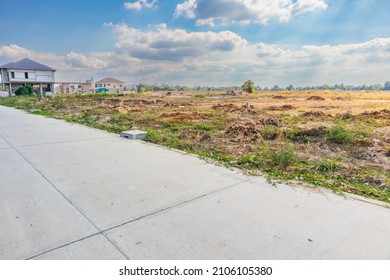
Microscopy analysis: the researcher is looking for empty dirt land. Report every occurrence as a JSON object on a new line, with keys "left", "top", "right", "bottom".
{"left": 1, "top": 90, "right": 389, "bottom": 203}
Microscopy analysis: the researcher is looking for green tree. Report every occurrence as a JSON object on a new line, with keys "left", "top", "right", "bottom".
{"left": 241, "top": 80, "right": 255, "bottom": 93}
{"left": 384, "top": 81, "right": 390, "bottom": 91}
{"left": 271, "top": 85, "right": 280, "bottom": 91}
{"left": 286, "top": 84, "right": 294, "bottom": 91}
{"left": 15, "top": 85, "right": 34, "bottom": 96}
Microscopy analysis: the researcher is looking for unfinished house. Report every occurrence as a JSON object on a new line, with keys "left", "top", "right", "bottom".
{"left": 56, "top": 79, "right": 95, "bottom": 94}
{"left": 0, "top": 58, "right": 56, "bottom": 95}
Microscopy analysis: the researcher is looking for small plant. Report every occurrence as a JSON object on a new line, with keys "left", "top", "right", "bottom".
{"left": 270, "top": 147, "right": 296, "bottom": 168}
{"left": 199, "top": 124, "right": 213, "bottom": 131}
{"left": 262, "top": 125, "right": 280, "bottom": 140}
{"left": 311, "top": 157, "right": 341, "bottom": 173}
{"left": 146, "top": 128, "right": 162, "bottom": 143}
{"left": 326, "top": 124, "right": 354, "bottom": 144}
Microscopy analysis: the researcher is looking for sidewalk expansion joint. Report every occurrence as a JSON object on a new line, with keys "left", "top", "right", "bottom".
{"left": 15, "top": 136, "right": 116, "bottom": 148}
{"left": 103, "top": 178, "right": 253, "bottom": 234}
{"left": 0, "top": 134, "right": 130, "bottom": 260}
{"left": 26, "top": 177, "right": 252, "bottom": 260}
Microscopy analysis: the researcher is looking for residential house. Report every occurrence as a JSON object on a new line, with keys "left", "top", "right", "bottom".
{"left": 0, "top": 58, "right": 56, "bottom": 95}
{"left": 95, "top": 77, "right": 125, "bottom": 94}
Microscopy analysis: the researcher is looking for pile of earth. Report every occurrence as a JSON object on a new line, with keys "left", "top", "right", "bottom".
{"left": 225, "top": 120, "right": 262, "bottom": 143}
{"left": 212, "top": 103, "right": 255, "bottom": 113}
{"left": 300, "top": 111, "right": 327, "bottom": 119}
{"left": 267, "top": 105, "right": 295, "bottom": 111}
{"left": 306, "top": 96, "right": 326, "bottom": 101}
{"left": 272, "top": 95, "right": 287, "bottom": 99}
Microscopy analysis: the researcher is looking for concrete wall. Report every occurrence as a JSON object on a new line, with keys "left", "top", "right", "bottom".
{"left": 6, "top": 69, "right": 55, "bottom": 83}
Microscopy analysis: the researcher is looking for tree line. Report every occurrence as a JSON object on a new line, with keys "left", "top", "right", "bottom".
{"left": 136, "top": 81, "right": 390, "bottom": 93}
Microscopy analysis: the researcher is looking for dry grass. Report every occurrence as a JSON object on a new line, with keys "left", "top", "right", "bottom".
{"left": 1, "top": 90, "right": 389, "bottom": 202}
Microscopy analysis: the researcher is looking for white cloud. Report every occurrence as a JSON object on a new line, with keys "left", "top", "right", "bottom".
{"left": 65, "top": 52, "right": 110, "bottom": 69}
{"left": 2, "top": 32, "right": 390, "bottom": 86}
{"left": 175, "top": 0, "right": 328, "bottom": 26}
{"left": 109, "top": 23, "right": 247, "bottom": 61}
{"left": 124, "top": 0, "right": 157, "bottom": 10}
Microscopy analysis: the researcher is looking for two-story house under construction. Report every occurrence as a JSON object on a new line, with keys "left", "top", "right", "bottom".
{"left": 0, "top": 58, "right": 56, "bottom": 95}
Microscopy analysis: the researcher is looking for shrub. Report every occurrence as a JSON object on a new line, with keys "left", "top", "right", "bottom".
{"left": 262, "top": 125, "right": 280, "bottom": 140}
{"left": 146, "top": 128, "right": 162, "bottom": 144}
{"left": 15, "top": 85, "right": 34, "bottom": 96}
{"left": 270, "top": 148, "right": 296, "bottom": 168}
{"left": 326, "top": 124, "right": 354, "bottom": 144}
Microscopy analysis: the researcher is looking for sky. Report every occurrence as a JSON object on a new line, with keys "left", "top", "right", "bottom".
{"left": 0, "top": 0, "right": 389, "bottom": 87}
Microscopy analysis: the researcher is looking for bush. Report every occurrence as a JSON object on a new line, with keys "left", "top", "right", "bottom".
{"left": 262, "top": 125, "right": 280, "bottom": 140}
{"left": 326, "top": 124, "right": 354, "bottom": 144}
{"left": 270, "top": 148, "right": 296, "bottom": 168}
{"left": 15, "top": 85, "right": 34, "bottom": 96}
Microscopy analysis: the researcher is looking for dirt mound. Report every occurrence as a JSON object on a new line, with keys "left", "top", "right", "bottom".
{"left": 212, "top": 103, "right": 240, "bottom": 112}
{"left": 163, "top": 102, "right": 191, "bottom": 108}
{"left": 259, "top": 117, "right": 282, "bottom": 126}
{"left": 267, "top": 105, "right": 295, "bottom": 111}
{"left": 306, "top": 96, "right": 326, "bottom": 101}
{"left": 336, "top": 112, "right": 354, "bottom": 120}
{"left": 272, "top": 95, "right": 287, "bottom": 99}
{"left": 301, "top": 126, "right": 327, "bottom": 137}
{"left": 161, "top": 111, "right": 208, "bottom": 122}
{"left": 106, "top": 98, "right": 122, "bottom": 104}
{"left": 358, "top": 109, "right": 390, "bottom": 120}
{"left": 212, "top": 103, "right": 255, "bottom": 113}
{"left": 225, "top": 120, "right": 262, "bottom": 142}
{"left": 300, "top": 111, "right": 326, "bottom": 118}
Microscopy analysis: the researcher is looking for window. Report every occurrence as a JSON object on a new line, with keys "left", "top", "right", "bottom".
{"left": 25, "top": 72, "right": 28, "bottom": 79}
{"left": 11, "top": 72, "right": 15, "bottom": 79}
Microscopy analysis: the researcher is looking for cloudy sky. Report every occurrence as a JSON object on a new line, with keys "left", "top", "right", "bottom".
{"left": 0, "top": 0, "right": 389, "bottom": 87}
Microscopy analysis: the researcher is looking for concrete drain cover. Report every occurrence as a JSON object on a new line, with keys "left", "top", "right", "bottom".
{"left": 120, "top": 130, "right": 148, "bottom": 140}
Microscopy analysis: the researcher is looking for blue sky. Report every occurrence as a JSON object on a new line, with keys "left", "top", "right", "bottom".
{"left": 1, "top": 0, "right": 389, "bottom": 86}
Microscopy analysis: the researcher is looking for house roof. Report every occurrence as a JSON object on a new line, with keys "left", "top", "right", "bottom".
{"left": 96, "top": 77, "right": 125, "bottom": 84}
{"left": 0, "top": 58, "right": 56, "bottom": 71}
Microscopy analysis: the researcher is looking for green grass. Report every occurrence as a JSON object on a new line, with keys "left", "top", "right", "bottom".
{"left": 270, "top": 147, "right": 296, "bottom": 168}
{"left": 1, "top": 95, "right": 389, "bottom": 204}
{"left": 326, "top": 124, "right": 354, "bottom": 144}
{"left": 311, "top": 157, "right": 342, "bottom": 173}
{"left": 262, "top": 125, "right": 280, "bottom": 140}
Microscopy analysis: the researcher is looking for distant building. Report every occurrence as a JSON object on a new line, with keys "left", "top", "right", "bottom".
{"left": 95, "top": 77, "right": 125, "bottom": 94}
{"left": 0, "top": 58, "right": 56, "bottom": 95}
{"left": 56, "top": 79, "right": 94, "bottom": 94}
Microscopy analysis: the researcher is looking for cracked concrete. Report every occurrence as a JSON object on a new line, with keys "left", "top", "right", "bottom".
{"left": 0, "top": 105, "right": 389, "bottom": 260}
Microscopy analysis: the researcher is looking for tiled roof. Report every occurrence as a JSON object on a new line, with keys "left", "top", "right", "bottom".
{"left": 0, "top": 58, "right": 56, "bottom": 71}
{"left": 96, "top": 77, "right": 125, "bottom": 84}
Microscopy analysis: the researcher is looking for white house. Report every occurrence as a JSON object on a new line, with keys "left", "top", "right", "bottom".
{"left": 0, "top": 58, "right": 56, "bottom": 95}
{"left": 95, "top": 77, "right": 125, "bottom": 94}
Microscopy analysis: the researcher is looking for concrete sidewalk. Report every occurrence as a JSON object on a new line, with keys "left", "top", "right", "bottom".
{"left": 0, "top": 105, "right": 389, "bottom": 260}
